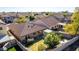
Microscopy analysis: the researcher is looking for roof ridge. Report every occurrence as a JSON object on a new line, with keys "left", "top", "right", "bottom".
{"left": 39, "top": 20, "right": 51, "bottom": 29}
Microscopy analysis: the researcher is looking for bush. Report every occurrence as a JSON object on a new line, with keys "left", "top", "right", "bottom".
{"left": 38, "top": 42, "right": 48, "bottom": 51}
{"left": 29, "top": 40, "right": 48, "bottom": 51}
{"left": 44, "top": 33, "right": 60, "bottom": 48}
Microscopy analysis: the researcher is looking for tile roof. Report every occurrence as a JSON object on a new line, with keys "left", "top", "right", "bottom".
{"left": 40, "top": 16, "right": 60, "bottom": 29}
{"left": 8, "top": 16, "right": 60, "bottom": 37}
{"left": 8, "top": 23, "right": 47, "bottom": 37}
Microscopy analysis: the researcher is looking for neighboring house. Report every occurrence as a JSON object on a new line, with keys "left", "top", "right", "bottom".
{"left": 2, "top": 16, "right": 15, "bottom": 23}
{"left": 64, "top": 16, "right": 71, "bottom": 23}
{"left": 0, "top": 23, "right": 15, "bottom": 50}
{"left": 0, "top": 24, "right": 10, "bottom": 48}
{"left": 0, "top": 12, "right": 17, "bottom": 24}
{"left": 0, "top": 33, "right": 15, "bottom": 50}
{"left": 53, "top": 13, "right": 71, "bottom": 23}
{"left": 8, "top": 16, "right": 62, "bottom": 42}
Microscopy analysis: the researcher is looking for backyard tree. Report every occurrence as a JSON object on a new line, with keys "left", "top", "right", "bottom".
{"left": 44, "top": 33, "right": 60, "bottom": 48}
{"left": 16, "top": 16, "right": 27, "bottom": 23}
{"left": 71, "top": 11, "right": 79, "bottom": 35}
{"left": 64, "top": 23, "right": 78, "bottom": 35}
{"left": 64, "top": 9, "right": 79, "bottom": 35}
{"left": 71, "top": 10, "right": 79, "bottom": 24}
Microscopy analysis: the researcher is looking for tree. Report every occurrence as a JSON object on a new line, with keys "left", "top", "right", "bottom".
{"left": 64, "top": 8, "right": 79, "bottom": 35}
{"left": 71, "top": 11, "right": 79, "bottom": 24}
{"left": 64, "top": 23, "right": 78, "bottom": 35}
{"left": 29, "top": 16, "right": 35, "bottom": 21}
{"left": 16, "top": 16, "right": 27, "bottom": 23}
{"left": 62, "top": 11, "right": 68, "bottom": 17}
{"left": 44, "top": 33, "right": 60, "bottom": 48}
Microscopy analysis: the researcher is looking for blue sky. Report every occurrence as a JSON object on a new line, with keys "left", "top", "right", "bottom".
{"left": 0, "top": 7, "right": 75, "bottom": 12}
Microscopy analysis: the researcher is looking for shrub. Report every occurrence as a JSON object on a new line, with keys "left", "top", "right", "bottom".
{"left": 38, "top": 42, "right": 48, "bottom": 51}
{"left": 29, "top": 40, "right": 48, "bottom": 51}
{"left": 44, "top": 33, "right": 60, "bottom": 48}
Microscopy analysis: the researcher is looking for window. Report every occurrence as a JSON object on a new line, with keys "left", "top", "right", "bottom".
{"left": 0, "top": 27, "right": 2, "bottom": 30}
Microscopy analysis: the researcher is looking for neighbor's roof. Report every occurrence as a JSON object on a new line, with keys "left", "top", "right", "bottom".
{"left": 1, "top": 12, "right": 17, "bottom": 17}
{"left": 8, "top": 16, "right": 60, "bottom": 37}
{"left": 39, "top": 16, "right": 61, "bottom": 28}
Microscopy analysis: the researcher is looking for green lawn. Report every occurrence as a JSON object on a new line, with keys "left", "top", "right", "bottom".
{"left": 7, "top": 47, "right": 16, "bottom": 51}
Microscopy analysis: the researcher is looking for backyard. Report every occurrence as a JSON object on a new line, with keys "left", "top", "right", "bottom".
{"left": 25, "top": 32, "right": 69, "bottom": 51}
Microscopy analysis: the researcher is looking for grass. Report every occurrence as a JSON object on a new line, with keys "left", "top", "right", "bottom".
{"left": 28, "top": 40, "right": 48, "bottom": 51}
{"left": 7, "top": 47, "right": 16, "bottom": 51}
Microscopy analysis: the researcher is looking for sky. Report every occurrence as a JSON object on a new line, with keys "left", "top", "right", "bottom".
{"left": 0, "top": 7, "right": 75, "bottom": 12}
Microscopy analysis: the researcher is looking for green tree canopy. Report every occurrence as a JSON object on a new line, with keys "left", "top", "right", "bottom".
{"left": 44, "top": 32, "right": 60, "bottom": 47}
{"left": 29, "top": 16, "right": 35, "bottom": 21}
{"left": 64, "top": 8, "right": 79, "bottom": 35}
{"left": 16, "top": 16, "right": 27, "bottom": 23}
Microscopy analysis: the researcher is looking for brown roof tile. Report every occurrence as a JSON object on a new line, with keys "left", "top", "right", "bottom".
{"left": 40, "top": 16, "right": 60, "bottom": 28}
{"left": 8, "top": 16, "right": 60, "bottom": 38}
{"left": 8, "top": 23, "right": 47, "bottom": 37}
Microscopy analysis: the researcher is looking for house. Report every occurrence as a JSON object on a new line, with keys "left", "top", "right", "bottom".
{"left": 0, "top": 22, "right": 9, "bottom": 46}
{"left": 53, "top": 13, "right": 71, "bottom": 23}
{"left": 0, "top": 23, "right": 15, "bottom": 49}
{"left": 0, "top": 32, "right": 15, "bottom": 50}
{"left": 0, "top": 12, "right": 18, "bottom": 24}
{"left": 8, "top": 23, "right": 47, "bottom": 42}
{"left": 8, "top": 16, "right": 62, "bottom": 42}
{"left": 64, "top": 16, "right": 71, "bottom": 23}
{"left": 33, "top": 16, "right": 64, "bottom": 30}
{"left": 2, "top": 16, "right": 15, "bottom": 23}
